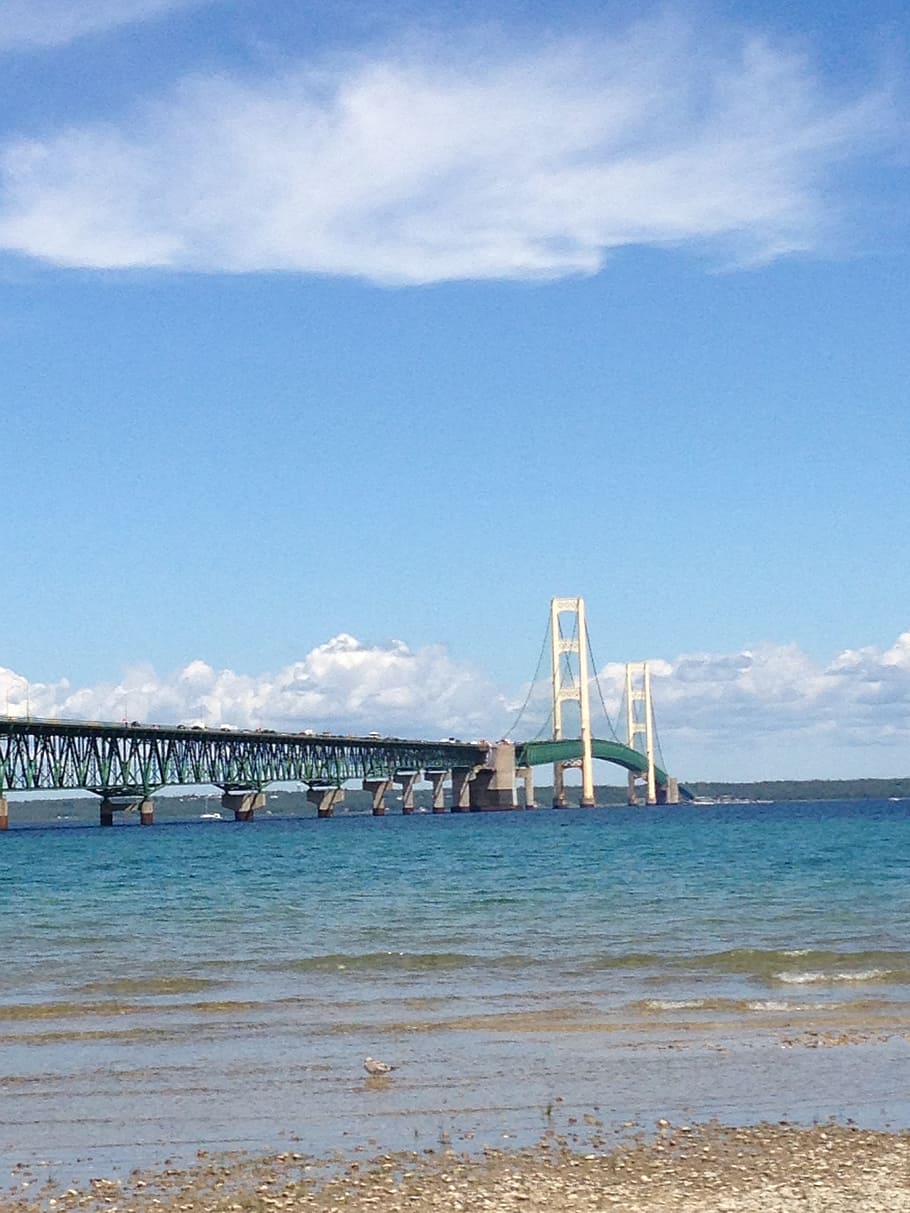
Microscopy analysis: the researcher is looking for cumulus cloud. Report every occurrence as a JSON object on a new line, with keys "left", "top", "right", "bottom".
{"left": 0, "top": 19, "right": 899, "bottom": 280}
{"left": 579, "top": 635, "right": 910, "bottom": 774}
{"left": 0, "top": 0, "right": 207, "bottom": 51}
{"left": 0, "top": 634, "right": 510, "bottom": 740}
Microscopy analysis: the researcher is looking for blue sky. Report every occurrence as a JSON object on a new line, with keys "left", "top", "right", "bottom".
{"left": 1, "top": 0, "right": 909, "bottom": 781}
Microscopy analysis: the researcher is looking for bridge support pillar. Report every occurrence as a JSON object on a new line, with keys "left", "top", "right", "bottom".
{"left": 470, "top": 743, "right": 517, "bottom": 810}
{"left": 99, "top": 798, "right": 119, "bottom": 827}
{"left": 426, "top": 770, "right": 449, "bottom": 813}
{"left": 364, "top": 778, "right": 393, "bottom": 816}
{"left": 656, "top": 777, "right": 679, "bottom": 805}
{"left": 0, "top": 796, "right": 8, "bottom": 830}
{"left": 221, "top": 790, "right": 266, "bottom": 821}
{"left": 450, "top": 768, "right": 472, "bottom": 812}
{"left": 308, "top": 786, "right": 343, "bottom": 818}
{"left": 553, "top": 762, "right": 568, "bottom": 808}
{"left": 395, "top": 771, "right": 419, "bottom": 814}
{"left": 580, "top": 759, "right": 596, "bottom": 807}
{"left": 138, "top": 799, "right": 155, "bottom": 826}
{"left": 627, "top": 774, "right": 657, "bottom": 806}
{"left": 517, "top": 766, "right": 536, "bottom": 809}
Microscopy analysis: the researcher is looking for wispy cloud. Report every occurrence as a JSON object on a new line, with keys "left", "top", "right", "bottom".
{"left": 0, "top": 0, "right": 206, "bottom": 51}
{"left": 3, "top": 630, "right": 910, "bottom": 780}
{"left": 0, "top": 18, "right": 899, "bottom": 280}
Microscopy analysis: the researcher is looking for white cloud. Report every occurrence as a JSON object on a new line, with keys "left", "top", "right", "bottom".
{"left": 0, "top": 0, "right": 206, "bottom": 51}
{"left": 618, "top": 638, "right": 910, "bottom": 738}
{"left": 0, "top": 635, "right": 508, "bottom": 740}
{"left": 0, "top": 19, "right": 899, "bottom": 280}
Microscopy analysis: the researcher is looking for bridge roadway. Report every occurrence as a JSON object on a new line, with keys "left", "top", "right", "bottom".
{"left": 0, "top": 717, "right": 686, "bottom": 827}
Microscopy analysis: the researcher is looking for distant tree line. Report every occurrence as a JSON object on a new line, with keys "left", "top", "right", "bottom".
{"left": 681, "top": 777, "right": 910, "bottom": 802}
{"left": 540, "top": 779, "right": 910, "bottom": 805}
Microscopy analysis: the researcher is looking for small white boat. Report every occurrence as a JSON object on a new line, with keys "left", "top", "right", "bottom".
{"left": 200, "top": 811, "right": 223, "bottom": 820}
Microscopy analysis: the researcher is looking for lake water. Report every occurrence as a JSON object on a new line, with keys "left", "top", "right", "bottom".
{"left": 2, "top": 799, "right": 910, "bottom": 1183}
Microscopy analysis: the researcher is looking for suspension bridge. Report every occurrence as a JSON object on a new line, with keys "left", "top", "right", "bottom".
{"left": 0, "top": 597, "right": 690, "bottom": 828}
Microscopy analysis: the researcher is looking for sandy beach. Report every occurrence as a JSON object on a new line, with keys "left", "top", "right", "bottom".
{"left": 4, "top": 1121, "right": 910, "bottom": 1213}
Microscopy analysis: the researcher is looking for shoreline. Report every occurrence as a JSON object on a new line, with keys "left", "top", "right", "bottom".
{"left": 4, "top": 1121, "right": 910, "bottom": 1212}
{"left": 5, "top": 1020, "right": 910, "bottom": 1191}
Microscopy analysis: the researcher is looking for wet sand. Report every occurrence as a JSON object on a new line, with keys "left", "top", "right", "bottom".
{"left": 4, "top": 1121, "right": 910, "bottom": 1212}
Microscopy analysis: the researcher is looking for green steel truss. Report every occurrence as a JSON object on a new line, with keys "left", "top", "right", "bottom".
{"left": 0, "top": 718, "right": 487, "bottom": 798}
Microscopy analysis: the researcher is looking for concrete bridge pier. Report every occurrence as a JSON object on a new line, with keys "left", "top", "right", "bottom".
{"left": 656, "top": 777, "right": 680, "bottom": 805}
{"left": 308, "top": 786, "right": 343, "bottom": 818}
{"left": 394, "top": 771, "right": 419, "bottom": 814}
{"left": 99, "top": 797, "right": 123, "bottom": 827}
{"left": 450, "top": 768, "right": 473, "bottom": 812}
{"left": 364, "top": 778, "right": 393, "bottom": 816}
{"left": 0, "top": 796, "right": 8, "bottom": 830}
{"left": 221, "top": 790, "right": 266, "bottom": 821}
{"left": 138, "top": 799, "right": 155, "bottom": 826}
{"left": 426, "top": 769, "right": 449, "bottom": 813}
{"left": 470, "top": 743, "right": 517, "bottom": 810}
{"left": 627, "top": 774, "right": 659, "bottom": 806}
{"left": 553, "top": 762, "right": 568, "bottom": 808}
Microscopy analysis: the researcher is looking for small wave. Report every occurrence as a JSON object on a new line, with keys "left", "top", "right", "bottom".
{"left": 286, "top": 951, "right": 522, "bottom": 974}
{"left": 586, "top": 953, "right": 662, "bottom": 972}
{"left": 642, "top": 998, "right": 706, "bottom": 1011}
{"left": 633, "top": 996, "right": 768, "bottom": 1016}
{"left": 76, "top": 976, "right": 221, "bottom": 997}
{"left": 692, "top": 948, "right": 910, "bottom": 984}
{"left": 0, "top": 999, "right": 146, "bottom": 1022}
{"left": 747, "top": 999, "right": 856, "bottom": 1012}
{"left": 775, "top": 969, "right": 891, "bottom": 985}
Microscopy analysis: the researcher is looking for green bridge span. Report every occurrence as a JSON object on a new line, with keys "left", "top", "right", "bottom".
{"left": 515, "top": 739, "right": 694, "bottom": 801}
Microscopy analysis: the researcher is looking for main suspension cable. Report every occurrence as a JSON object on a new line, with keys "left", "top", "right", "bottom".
{"left": 502, "top": 613, "right": 551, "bottom": 739}
{"left": 584, "top": 622, "right": 621, "bottom": 742}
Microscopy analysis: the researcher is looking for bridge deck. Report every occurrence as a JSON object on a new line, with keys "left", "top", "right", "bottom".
{"left": 0, "top": 717, "right": 486, "bottom": 797}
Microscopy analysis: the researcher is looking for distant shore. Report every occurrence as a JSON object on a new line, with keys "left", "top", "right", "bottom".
{"left": 4, "top": 783, "right": 910, "bottom": 827}
{"left": 4, "top": 1122, "right": 910, "bottom": 1212}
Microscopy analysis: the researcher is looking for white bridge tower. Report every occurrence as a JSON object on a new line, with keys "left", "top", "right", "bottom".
{"left": 625, "top": 661, "right": 657, "bottom": 805}
{"left": 550, "top": 596, "right": 595, "bottom": 808}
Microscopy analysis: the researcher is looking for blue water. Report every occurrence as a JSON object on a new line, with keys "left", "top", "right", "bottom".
{"left": 2, "top": 800, "right": 910, "bottom": 1181}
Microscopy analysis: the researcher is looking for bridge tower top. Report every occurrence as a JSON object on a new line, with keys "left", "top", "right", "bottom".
{"left": 549, "top": 596, "right": 594, "bottom": 807}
